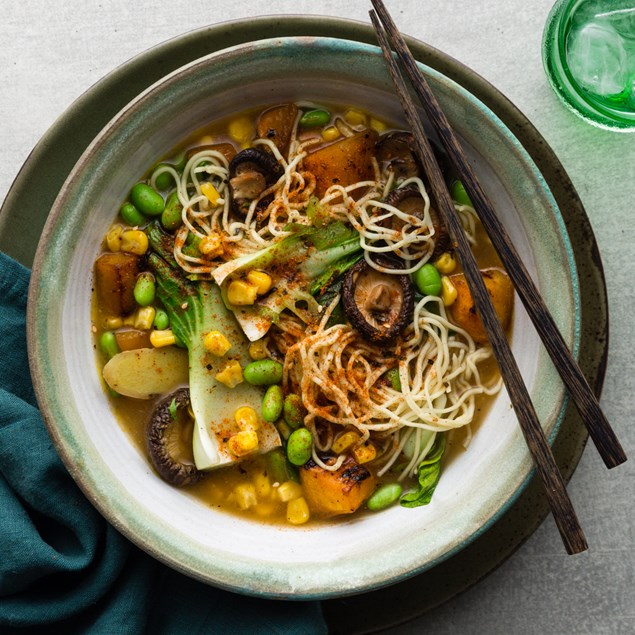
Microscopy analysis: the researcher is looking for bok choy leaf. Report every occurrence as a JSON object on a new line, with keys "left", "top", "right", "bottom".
{"left": 400, "top": 433, "right": 446, "bottom": 508}
{"left": 147, "top": 222, "right": 281, "bottom": 470}
{"left": 212, "top": 221, "right": 363, "bottom": 340}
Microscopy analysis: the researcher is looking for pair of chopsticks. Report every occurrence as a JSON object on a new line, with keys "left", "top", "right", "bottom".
{"left": 369, "top": 0, "right": 626, "bottom": 554}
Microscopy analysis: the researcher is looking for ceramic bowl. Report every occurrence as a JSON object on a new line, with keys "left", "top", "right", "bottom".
{"left": 27, "top": 36, "right": 579, "bottom": 599}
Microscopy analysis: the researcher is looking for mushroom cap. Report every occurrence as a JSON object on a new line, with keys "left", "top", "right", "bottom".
{"left": 342, "top": 257, "right": 414, "bottom": 343}
{"left": 375, "top": 131, "right": 453, "bottom": 185}
{"left": 146, "top": 387, "right": 203, "bottom": 487}
{"left": 228, "top": 148, "right": 283, "bottom": 215}
{"left": 228, "top": 148, "right": 283, "bottom": 183}
{"left": 376, "top": 131, "right": 420, "bottom": 180}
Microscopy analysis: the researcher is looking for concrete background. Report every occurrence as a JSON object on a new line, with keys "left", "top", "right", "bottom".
{"left": 1, "top": 1, "right": 632, "bottom": 633}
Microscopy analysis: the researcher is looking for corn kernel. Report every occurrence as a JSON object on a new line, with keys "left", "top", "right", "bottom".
{"left": 344, "top": 108, "right": 367, "bottom": 127}
{"left": 198, "top": 233, "right": 223, "bottom": 259}
{"left": 134, "top": 306, "right": 156, "bottom": 330}
{"left": 198, "top": 134, "right": 214, "bottom": 145}
{"left": 246, "top": 270, "right": 272, "bottom": 295}
{"left": 122, "top": 313, "right": 137, "bottom": 326}
{"left": 435, "top": 252, "right": 457, "bottom": 274}
{"left": 228, "top": 116, "right": 253, "bottom": 144}
{"left": 321, "top": 126, "right": 340, "bottom": 142}
{"left": 233, "top": 483, "right": 257, "bottom": 510}
{"left": 120, "top": 230, "right": 148, "bottom": 255}
{"left": 200, "top": 182, "right": 221, "bottom": 205}
{"left": 215, "top": 359, "right": 244, "bottom": 388}
{"left": 150, "top": 329, "right": 176, "bottom": 348}
{"left": 234, "top": 406, "right": 260, "bottom": 430}
{"left": 227, "top": 280, "right": 258, "bottom": 306}
{"left": 332, "top": 431, "right": 361, "bottom": 454}
{"left": 103, "top": 316, "right": 123, "bottom": 330}
{"left": 353, "top": 443, "right": 377, "bottom": 464}
{"left": 278, "top": 480, "right": 303, "bottom": 503}
{"left": 441, "top": 276, "right": 458, "bottom": 307}
{"left": 204, "top": 330, "right": 232, "bottom": 356}
{"left": 253, "top": 471, "right": 272, "bottom": 498}
{"left": 106, "top": 225, "right": 124, "bottom": 252}
{"left": 286, "top": 497, "right": 310, "bottom": 525}
{"left": 248, "top": 339, "right": 269, "bottom": 360}
{"left": 228, "top": 428, "right": 259, "bottom": 456}
{"left": 370, "top": 117, "right": 388, "bottom": 133}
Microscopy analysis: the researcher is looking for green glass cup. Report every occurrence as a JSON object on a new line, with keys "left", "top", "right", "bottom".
{"left": 543, "top": 0, "right": 635, "bottom": 130}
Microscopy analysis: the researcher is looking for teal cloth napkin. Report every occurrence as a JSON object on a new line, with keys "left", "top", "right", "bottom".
{"left": 0, "top": 252, "right": 327, "bottom": 634}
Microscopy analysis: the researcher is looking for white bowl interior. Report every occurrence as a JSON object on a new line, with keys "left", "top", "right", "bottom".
{"left": 30, "top": 37, "right": 578, "bottom": 598}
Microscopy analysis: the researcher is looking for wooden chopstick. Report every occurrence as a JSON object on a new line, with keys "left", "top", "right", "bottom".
{"left": 370, "top": 0, "right": 626, "bottom": 471}
{"left": 369, "top": 7, "right": 588, "bottom": 554}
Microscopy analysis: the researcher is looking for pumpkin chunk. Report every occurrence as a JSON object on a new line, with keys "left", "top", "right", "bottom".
{"left": 449, "top": 268, "right": 514, "bottom": 344}
{"left": 257, "top": 103, "right": 299, "bottom": 155}
{"left": 114, "top": 328, "right": 152, "bottom": 351}
{"left": 94, "top": 252, "right": 141, "bottom": 316}
{"left": 303, "top": 129, "right": 378, "bottom": 197}
{"left": 300, "top": 457, "right": 376, "bottom": 517}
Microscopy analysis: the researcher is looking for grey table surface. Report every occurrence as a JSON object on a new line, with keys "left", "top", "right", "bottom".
{"left": 1, "top": 1, "right": 633, "bottom": 633}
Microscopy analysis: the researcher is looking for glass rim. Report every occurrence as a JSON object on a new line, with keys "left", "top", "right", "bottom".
{"left": 542, "top": 0, "right": 635, "bottom": 131}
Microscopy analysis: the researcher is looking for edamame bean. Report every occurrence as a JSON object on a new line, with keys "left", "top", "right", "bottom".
{"left": 283, "top": 394, "right": 306, "bottom": 429}
{"left": 120, "top": 202, "right": 145, "bottom": 227}
{"left": 451, "top": 180, "right": 473, "bottom": 207}
{"left": 266, "top": 447, "right": 299, "bottom": 484}
{"left": 130, "top": 183, "right": 164, "bottom": 217}
{"left": 243, "top": 359, "right": 283, "bottom": 386}
{"left": 153, "top": 309, "right": 169, "bottom": 330}
{"left": 299, "top": 109, "right": 330, "bottom": 129}
{"left": 153, "top": 164, "right": 175, "bottom": 191}
{"left": 161, "top": 191, "right": 183, "bottom": 231}
{"left": 384, "top": 368, "right": 401, "bottom": 391}
{"left": 262, "top": 385, "right": 284, "bottom": 423}
{"left": 367, "top": 483, "right": 403, "bottom": 511}
{"left": 286, "top": 428, "right": 313, "bottom": 466}
{"left": 134, "top": 272, "right": 156, "bottom": 307}
{"left": 413, "top": 263, "right": 442, "bottom": 296}
{"left": 99, "top": 331, "right": 120, "bottom": 359}
{"left": 173, "top": 153, "right": 187, "bottom": 173}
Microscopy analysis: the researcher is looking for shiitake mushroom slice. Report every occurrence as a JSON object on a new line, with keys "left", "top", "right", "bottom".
{"left": 342, "top": 257, "right": 414, "bottom": 344}
{"left": 228, "top": 148, "right": 283, "bottom": 215}
{"left": 383, "top": 185, "right": 451, "bottom": 260}
{"left": 146, "top": 388, "right": 203, "bottom": 487}
{"left": 375, "top": 131, "right": 452, "bottom": 185}
{"left": 376, "top": 131, "right": 420, "bottom": 181}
